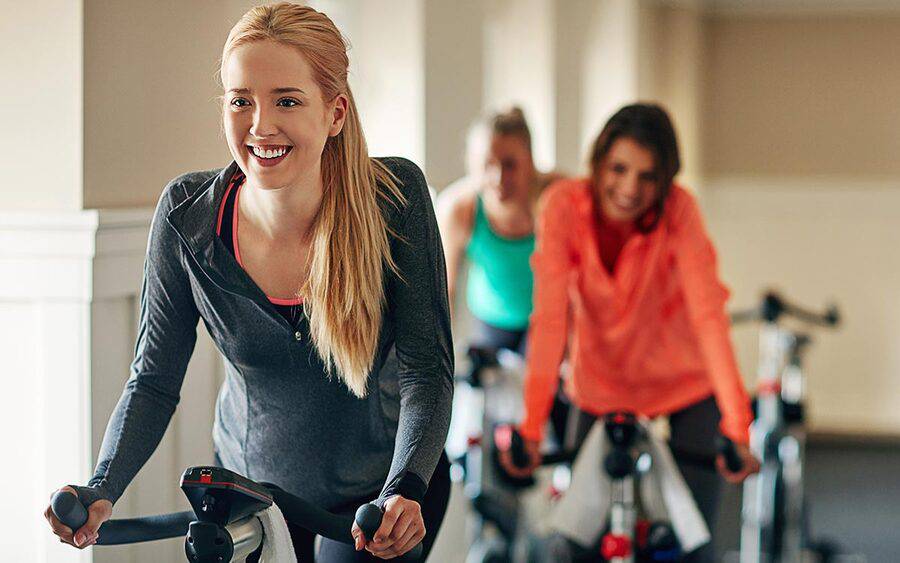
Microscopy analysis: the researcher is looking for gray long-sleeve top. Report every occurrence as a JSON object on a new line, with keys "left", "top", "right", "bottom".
{"left": 79, "top": 157, "right": 454, "bottom": 511}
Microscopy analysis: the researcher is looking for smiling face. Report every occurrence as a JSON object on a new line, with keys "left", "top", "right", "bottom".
{"left": 221, "top": 40, "right": 347, "bottom": 191}
{"left": 595, "top": 136, "right": 660, "bottom": 223}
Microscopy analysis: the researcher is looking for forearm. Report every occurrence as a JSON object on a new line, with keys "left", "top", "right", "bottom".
{"left": 695, "top": 318, "right": 752, "bottom": 444}
{"left": 378, "top": 371, "right": 453, "bottom": 504}
{"left": 519, "top": 322, "right": 567, "bottom": 442}
{"left": 83, "top": 375, "right": 181, "bottom": 505}
{"left": 79, "top": 179, "right": 200, "bottom": 505}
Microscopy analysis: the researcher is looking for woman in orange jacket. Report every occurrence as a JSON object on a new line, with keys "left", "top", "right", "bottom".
{"left": 500, "top": 104, "right": 759, "bottom": 561}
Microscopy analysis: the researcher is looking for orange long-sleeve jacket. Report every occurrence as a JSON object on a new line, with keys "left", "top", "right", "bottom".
{"left": 520, "top": 179, "right": 752, "bottom": 445}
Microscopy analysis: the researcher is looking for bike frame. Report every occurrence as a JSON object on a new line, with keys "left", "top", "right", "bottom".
{"left": 735, "top": 292, "right": 838, "bottom": 563}
{"left": 453, "top": 347, "right": 534, "bottom": 563}
{"left": 741, "top": 323, "right": 806, "bottom": 563}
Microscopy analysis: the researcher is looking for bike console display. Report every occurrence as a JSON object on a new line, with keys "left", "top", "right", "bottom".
{"left": 181, "top": 466, "right": 273, "bottom": 527}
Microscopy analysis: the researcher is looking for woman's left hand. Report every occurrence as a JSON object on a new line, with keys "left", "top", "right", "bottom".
{"left": 352, "top": 495, "right": 425, "bottom": 559}
{"left": 716, "top": 442, "right": 761, "bottom": 484}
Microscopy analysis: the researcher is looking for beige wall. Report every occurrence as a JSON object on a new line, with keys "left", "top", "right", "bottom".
{"left": 83, "top": 0, "right": 233, "bottom": 209}
{"left": 552, "top": 0, "right": 704, "bottom": 183}
{"left": 705, "top": 181, "right": 900, "bottom": 436}
{"left": 1, "top": 0, "right": 83, "bottom": 211}
{"left": 700, "top": 13, "right": 900, "bottom": 435}
{"left": 704, "top": 14, "right": 900, "bottom": 178}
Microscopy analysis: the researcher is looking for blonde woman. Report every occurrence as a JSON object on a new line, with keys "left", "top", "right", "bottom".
{"left": 44, "top": 3, "right": 453, "bottom": 560}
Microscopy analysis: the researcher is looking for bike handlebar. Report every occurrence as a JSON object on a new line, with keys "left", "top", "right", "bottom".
{"left": 52, "top": 488, "right": 423, "bottom": 561}
{"left": 51, "top": 490, "right": 193, "bottom": 545}
{"left": 716, "top": 436, "right": 744, "bottom": 473}
{"left": 496, "top": 422, "right": 743, "bottom": 474}
{"left": 494, "top": 424, "right": 577, "bottom": 469}
{"left": 268, "top": 486, "right": 423, "bottom": 561}
{"left": 731, "top": 291, "right": 840, "bottom": 328}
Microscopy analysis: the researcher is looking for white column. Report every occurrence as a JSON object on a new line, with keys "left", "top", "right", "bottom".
{"left": 0, "top": 210, "right": 222, "bottom": 562}
{"left": 314, "top": 0, "right": 428, "bottom": 170}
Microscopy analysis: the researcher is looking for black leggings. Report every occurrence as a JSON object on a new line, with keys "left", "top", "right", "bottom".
{"left": 565, "top": 396, "right": 724, "bottom": 563}
{"left": 290, "top": 452, "right": 452, "bottom": 561}
{"left": 469, "top": 317, "right": 528, "bottom": 354}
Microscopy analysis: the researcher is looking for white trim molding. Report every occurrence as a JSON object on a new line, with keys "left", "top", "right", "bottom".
{"left": 0, "top": 209, "right": 221, "bottom": 562}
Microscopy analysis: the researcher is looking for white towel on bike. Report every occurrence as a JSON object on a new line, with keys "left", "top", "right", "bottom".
{"left": 258, "top": 502, "right": 298, "bottom": 563}
{"left": 546, "top": 419, "right": 710, "bottom": 553}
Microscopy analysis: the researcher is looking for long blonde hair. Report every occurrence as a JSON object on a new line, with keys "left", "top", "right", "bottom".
{"left": 221, "top": 3, "right": 403, "bottom": 397}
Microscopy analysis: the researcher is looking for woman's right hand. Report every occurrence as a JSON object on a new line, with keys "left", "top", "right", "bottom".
{"left": 44, "top": 486, "right": 112, "bottom": 549}
{"left": 498, "top": 436, "right": 542, "bottom": 478}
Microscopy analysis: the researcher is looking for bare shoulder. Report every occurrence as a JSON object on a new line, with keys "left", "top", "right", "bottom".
{"left": 436, "top": 176, "right": 479, "bottom": 231}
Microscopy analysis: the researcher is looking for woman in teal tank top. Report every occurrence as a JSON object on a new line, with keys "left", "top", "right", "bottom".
{"left": 465, "top": 195, "right": 535, "bottom": 332}
{"left": 438, "top": 108, "right": 566, "bottom": 563}
{"left": 437, "top": 107, "right": 561, "bottom": 352}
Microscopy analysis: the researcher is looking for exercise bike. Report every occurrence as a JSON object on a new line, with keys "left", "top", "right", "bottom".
{"left": 501, "top": 413, "right": 743, "bottom": 563}
{"left": 449, "top": 346, "right": 573, "bottom": 563}
{"left": 52, "top": 465, "right": 423, "bottom": 562}
{"left": 731, "top": 291, "right": 840, "bottom": 563}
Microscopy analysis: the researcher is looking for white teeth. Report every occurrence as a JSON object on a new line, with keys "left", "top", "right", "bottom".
{"left": 251, "top": 146, "right": 288, "bottom": 159}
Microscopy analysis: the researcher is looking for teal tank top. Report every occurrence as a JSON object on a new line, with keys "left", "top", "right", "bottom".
{"left": 465, "top": 196, "right": 535, "bottom": 330}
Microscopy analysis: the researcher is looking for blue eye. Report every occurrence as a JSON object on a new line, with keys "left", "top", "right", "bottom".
{"left": 277, "top": 98, "right": 300, "bottom": 107}
{"left": 230, "top": 98, "right": 250, "bottom": 108}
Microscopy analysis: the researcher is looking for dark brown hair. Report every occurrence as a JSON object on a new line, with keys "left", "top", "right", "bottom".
{"left": 588, "top": 103, "right": 681, "bottom": 232}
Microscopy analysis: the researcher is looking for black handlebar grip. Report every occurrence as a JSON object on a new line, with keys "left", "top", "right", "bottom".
{"left": 509, "top": 427, "right": 531, "bottom": 468}
{"left": 354, "top": 504, "right": 424, "bottom": 561}
{"left": 51, "top": 490, "right": 89, "bottom": 531}
{"left": 716, "top": 436, "right": 744, "bottom": 473}
{"left": 354, "top": 503, "right": 382, "bottom": 541}
{"left": 52, "top": 490, "right": 193, "bottom": 545}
